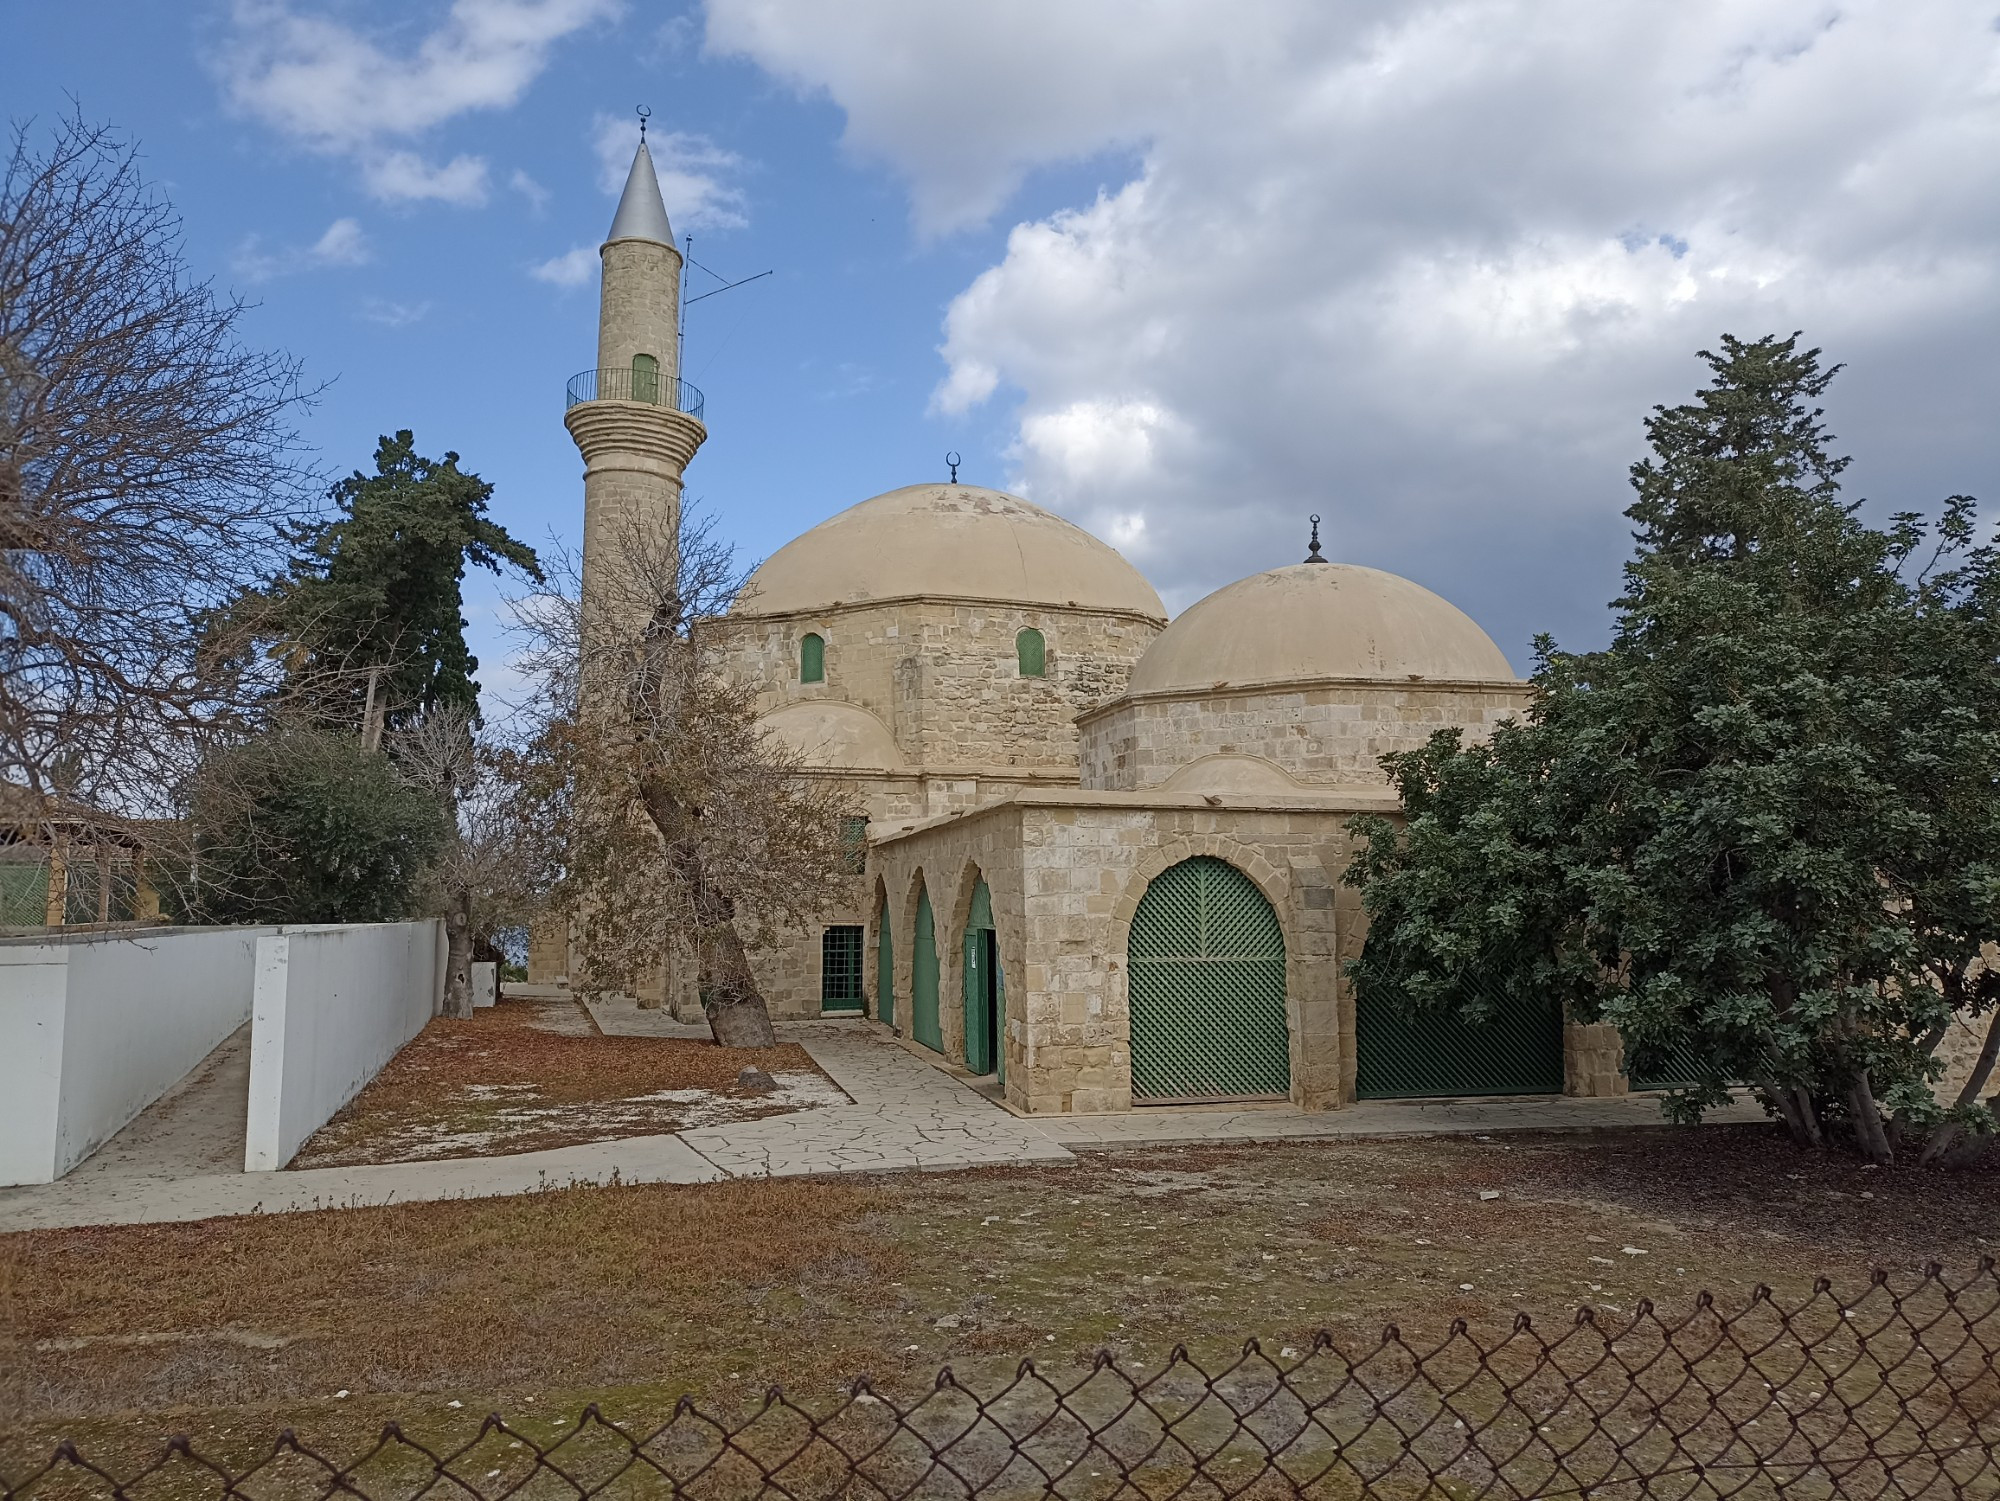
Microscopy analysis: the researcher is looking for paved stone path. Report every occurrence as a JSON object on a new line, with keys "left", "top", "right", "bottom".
{"left": 0, "top": 1019, "right": 1754, "bottom": 1233}
{"left": 63, "top": 1024, "right": 253, "bottom": 1183}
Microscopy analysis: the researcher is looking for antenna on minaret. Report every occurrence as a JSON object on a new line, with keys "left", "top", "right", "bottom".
{"left": 636, "top": 105, "right": 650, "bottom": 142}
{"left": 678, "top": 231, "right": 775, "bottom": 376}
{"left": 946, "top": 451, "right": 961, "bottom": 484}
{"left": 1304, "top": 514, "right": 1327, "bottom": 563}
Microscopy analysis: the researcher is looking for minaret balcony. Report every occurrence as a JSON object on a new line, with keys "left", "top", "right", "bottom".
{"left": 564, "top": 367, "right": 705, "bottom": 420}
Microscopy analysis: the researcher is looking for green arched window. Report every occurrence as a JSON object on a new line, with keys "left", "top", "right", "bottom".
{"left": 1016, "top": 627, "right": 1046, "bottom": 678}
{"left": 800, "top": 632, "right": 825, "bottom": 683}
{"left": 631, "top": 352, "right": 660, "bottom": 404}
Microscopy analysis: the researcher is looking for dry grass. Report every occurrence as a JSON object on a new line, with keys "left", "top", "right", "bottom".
{"left": 3, "top": 1125, "right": 1995, "bottom": 1468}
{"left": 290, "top": 999, "right": 837, "bottom": 1167}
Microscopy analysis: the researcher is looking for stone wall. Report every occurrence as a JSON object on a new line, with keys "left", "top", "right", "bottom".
{"left": 734, "top": 771, "right": 1063, "bottom": 1020}
{"left": 1079, "top": 678, "right": 1532, "bottom": 792}
{"left": 1935, "top": 1011, "right": 1997, "bottom": 1106}
{"left": 710, "top": 598, "right": 1161, "bottom": 774}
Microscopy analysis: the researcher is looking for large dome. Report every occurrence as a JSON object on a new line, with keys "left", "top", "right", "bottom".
{"left": 1127, "top": 563, "right": 1517, "bottom": 697}
{"left": 734, "top": 483, "right": 1165, "bottom": 619}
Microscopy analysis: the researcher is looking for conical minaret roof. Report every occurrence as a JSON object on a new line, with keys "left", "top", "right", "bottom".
{"left": 606, "top": 140, "right": 675, "bottom": 246}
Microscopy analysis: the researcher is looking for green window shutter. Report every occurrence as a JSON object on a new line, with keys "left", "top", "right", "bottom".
{"left": 839, "top": 815, "right": 868, "bottom": 875}
{"left": 631, "top": 352, "right": 660, "bottom": 404}
{"left": 1128, "top": 857, "right": 1289, "bottom": 1101}
{"left": 800, "top": 632, "right": 825, "bottom": 683}
{"left": 1016, "top": 627, "right": 1046, "bottom": 678}
{"left": 820, "top": 925, "right": 864, "bottom": 1012}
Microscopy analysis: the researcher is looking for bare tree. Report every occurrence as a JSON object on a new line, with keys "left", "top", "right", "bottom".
{"left": 393, "top": 702, "right": 532, "bottom": 1019}
{"left": 507, "top": 510, "right": 849, "bottom": 1046}
{"left": 0, "top": 108, "right": 316, "bottom": 830}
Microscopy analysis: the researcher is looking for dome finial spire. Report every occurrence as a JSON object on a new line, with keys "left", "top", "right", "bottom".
{"left": 1304, "top": 514, "right": 1327, "bottom": 564}
{"left": 636, "top": 104, "right": 650, "bottom": 142}
{"left": 946, "top": 450, "right": 961, "bottom": 484}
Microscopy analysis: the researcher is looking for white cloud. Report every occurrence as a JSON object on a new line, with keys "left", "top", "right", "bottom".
{"left": 216, "top": 0, "right": 620, "bottom": 205}
{"left": 591, "top": 113, "right": 748, "bottom": 231}
{"left": 530, "top": 244, "right": 598, "bottom": 287}
{"left": 363, "top": 150, "right": 491, "bottom": 206}
{"left": 231, "top": 215, "right": 372, "bottom": 281}
{"left": 710, "top": 0, "right": 2000, "bottom": 651}
{"left": 308, "top": 216, "right": 370, "bottom": 265}
{"left": 510, "top": 168, "right": 551, "bottom": 213}
{"left": 358, "top": 296, "right": 433, "bottom": 327}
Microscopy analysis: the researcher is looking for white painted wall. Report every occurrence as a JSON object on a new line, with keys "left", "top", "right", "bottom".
{"left": 243, "top": 921, "right": 441, "bottom": 1172}
{"left": 0, "top": 928, "right": 262, "bottom": 1186}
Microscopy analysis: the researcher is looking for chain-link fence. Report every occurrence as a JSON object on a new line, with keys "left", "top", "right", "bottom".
{"left": 7, "top": 1263, "right": 1998, "bottom": 1500}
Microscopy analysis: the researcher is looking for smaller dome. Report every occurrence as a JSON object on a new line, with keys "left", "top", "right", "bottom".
{"left": 735, "top": 484, "right": 1165, "bottom": 619}
{"left": 1128, "top": 563, "right": 1516, "bottom": 697}
{"left": 756, "top": 701, "right": 908, "bottom": 771}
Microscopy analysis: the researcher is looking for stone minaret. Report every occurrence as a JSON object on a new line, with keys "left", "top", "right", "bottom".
{"left": 566, "top": 136, "right": 706, "bottom": 643}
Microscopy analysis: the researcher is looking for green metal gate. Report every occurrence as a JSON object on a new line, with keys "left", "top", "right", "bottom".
{"left": 962, "top": 880, "right": 1001, "bottom": 1076}
{"left": 1354, "top": 945, "right": 1564, "bottom": 1098}
{"left": 1128, "top": 857, "right": 1289, "bottom": 1101}
{"left": 1628, "top": 1036, "right": 1706, "bottom": 1091}
{"left": 875, "top": 903, "right": 894, "bottom": 1026}
{"left": 912, "top": 885, "right": 942, "bottom": 1053}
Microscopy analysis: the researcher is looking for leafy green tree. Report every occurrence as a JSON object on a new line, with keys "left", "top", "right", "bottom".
{"left": 1347, "top": 334, "right": 2000, "bottom": 1165}
{"left": 185, "top": 729, "right": 446, "bottom": 924}
{"left": 254, "top": 431, "right": 540, "bottom": 732}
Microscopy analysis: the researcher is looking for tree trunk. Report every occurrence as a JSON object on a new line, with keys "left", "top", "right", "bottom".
{"left": 442, "top": 887, "right": 473, "bottom": 1019}
{"left": 1846, "top": 1073, "right": 1894, "bottom": 1165}
{"left": 636, "top": 776, "right": 780, "bottom": 1048}
{"left": 1761, "top": 1078, "right": 1824, "bottom": 1149}
{"left": 700, "top": 920, "right": 776, "bottom": 1047}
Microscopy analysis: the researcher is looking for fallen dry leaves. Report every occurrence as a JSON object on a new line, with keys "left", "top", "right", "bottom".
{"left": 290, "top": 998, "right": 842, "bottom": 1168}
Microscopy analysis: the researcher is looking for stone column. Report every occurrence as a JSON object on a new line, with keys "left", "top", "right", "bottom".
{"left": 1564, "top": 1022, "right": 1630, "bottom": 1097}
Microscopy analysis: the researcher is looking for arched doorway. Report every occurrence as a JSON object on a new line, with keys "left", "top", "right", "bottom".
{"left": 1128, "top": 856, "right": 1289, "bottom": 1102}
{"left": 874, "top": 889, "right": 894, "bottom": 1026}
{"left": 912, "top": 883, "right": 942, "bottom": 1053}
{"left": 961, "top": 879, "right": 1002, "bottom": 1077}
{"left": 1353, "top": 943, "right": 1563, "bottom": 1098}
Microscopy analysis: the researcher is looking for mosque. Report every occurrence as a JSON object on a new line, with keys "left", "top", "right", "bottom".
{"left": 544, "top": 134, "right": 1640, "bottom": 1115}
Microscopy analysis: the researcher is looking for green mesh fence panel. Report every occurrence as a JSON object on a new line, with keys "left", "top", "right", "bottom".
{"left": 1628, "top": 1037, "right": 1709, "bottom": 1090}
{"left": 912, "top": 887, "right": 942, "bottom": 1052}
{"left": 875, "top": 906, "right": 894, "bottom": 1025}
{"left": 1354, "top": 950, "right": 1564, "bottom": 1099}
{"left": 0, "top": 861, "right": 50, "bottom": 927}
{"left": 1128, "top": 857, "right": 1289, "bottom": 1101}
{"left": 820, "top": 925, "right": 864, "bottom": 1012}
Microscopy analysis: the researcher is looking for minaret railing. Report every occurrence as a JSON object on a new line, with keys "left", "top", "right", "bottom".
{"left": 564, "top": 368, "right": 705, "bottom": 420}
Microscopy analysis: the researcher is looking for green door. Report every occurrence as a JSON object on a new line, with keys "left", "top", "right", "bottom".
{"left": 1354, "top": 945, "right": 1564, "bottom": 1098}
{"left": 875, "top": 906, "right": 894, "bottom": 1025}
{"left": 962, "top": 880, "right": 1000, "bottom": 1075}
{"left": 912, "top": 886, "right": 942, "bottom": 1052}
{"left": 630, "top": 352, "right": 660, "bottom": 403}
{"left": 1128, "top": 857, "right": 1289, "bottom": 1101}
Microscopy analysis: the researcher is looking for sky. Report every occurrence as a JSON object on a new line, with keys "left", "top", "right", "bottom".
{"left": 9, "top": 0, "right": 2000, "bottom": 691}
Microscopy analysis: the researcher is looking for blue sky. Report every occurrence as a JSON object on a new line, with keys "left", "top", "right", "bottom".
{"left": 11, "top": 1, "right": 2000, "bottom": 699}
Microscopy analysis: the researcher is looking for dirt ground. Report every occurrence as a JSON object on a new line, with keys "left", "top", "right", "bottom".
{"left": 3, "top": 1124, "right": 1995, "bottom": 1477}
{"left": 288, "top": 997, "right": 845, "bottom": 1168}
